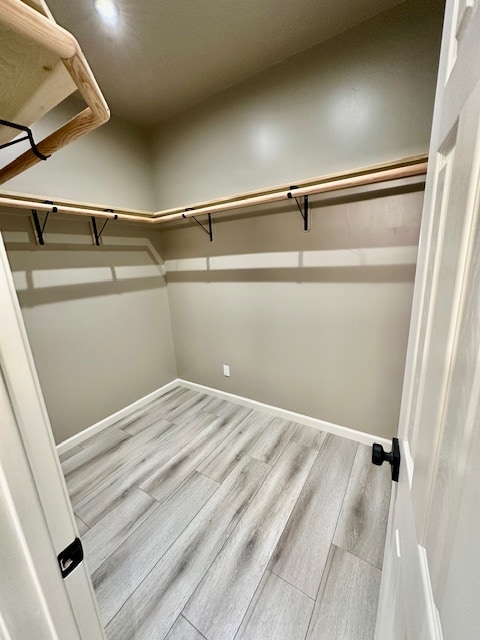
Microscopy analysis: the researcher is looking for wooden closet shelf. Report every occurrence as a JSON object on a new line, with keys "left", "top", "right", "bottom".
{"left": 0, "top": 0, "right": 109, "bottom": 184}
{"left": 0, "top": 154, "right": 428, "bottom": 230}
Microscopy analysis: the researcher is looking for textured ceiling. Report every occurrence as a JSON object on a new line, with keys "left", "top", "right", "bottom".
{"left": 47, "top": 0, "right": 405, "bottom": 127}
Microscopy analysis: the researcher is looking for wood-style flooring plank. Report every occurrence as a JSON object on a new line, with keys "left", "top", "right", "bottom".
{"left": 291, "top": 423, "right": 328, "bottom": 452}
{"left": 333, "top": 444, "right": 391, "bottom": 569}
{"left": 75, "top": 515, "right": 89, "bottom": 536}
{"left": 165, "top": 616, "right": 206, "bottom": 640}
{"left": 61, "top": 392, "right": 390, "bottom": 640}
{"left": 248, "top": 416, "right": 297, "bottom": 466}
{"left": 61, "top": 428, "right": 130, "bottom": 479}
{"left": 59, "top": 445, "right": 83, "bottom": 463}
{"left": 82, "top": 488, "right": 158, "bottom": 573}
{"left": 66, "top": 419, "right": 173, "bottom": 507}
{"left": 197, "top": 411, "right": 274, "bottom": 482}
{"left": 200, "top": 396, "right": 232, "bottom": 416}
{"left": 216, "top": 402, "right": 252, "bottom": 425}
{"left": 120, "top": 388, "right": 196, "bottom": 435}
{"left": 93, "top": 472, "right": 218, "bottom": 626}
{"left": 183, "top": 442, "right": 318, "bottom": 640}
{"left": 235, "top": 570, "right": 315, "bottom": 640}
{"left": 75, "top": 413, "right": 215, "bottom": 526}
{"left": 306, "top": 545, "right": 381, "bottom": 640}
{"left": 141, "top": 410, "right": 250, "bottom": 505}
{"left": 218, "top": 402, "right": 252, "bottom": 420}
{"left": 164, "top": 392, "right": 211, "bottom": 423}
{"left": 268, "top": 434, "right": 358, "bottom": 598}
{"left": 105, "top": 456, "right": 271, "bottom": 640}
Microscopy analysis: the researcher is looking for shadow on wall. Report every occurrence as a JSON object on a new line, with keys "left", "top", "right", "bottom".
{"left": 1, "top": 215, "right": 167, "bottom": 307}
{"left": 166, "top": 264, "right": 416, "bottom": 285}
{"left": 163, "top": 180, "right": 423, "bottom": 285}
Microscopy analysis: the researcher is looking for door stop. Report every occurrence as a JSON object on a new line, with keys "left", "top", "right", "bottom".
{"left": 372, "top": 437, "right": 400, "bottom": 482}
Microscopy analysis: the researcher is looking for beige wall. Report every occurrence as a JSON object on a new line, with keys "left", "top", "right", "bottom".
{"left": 162, "top": 183, "right": 423, "bottom": 439}
{"left": 152, "top": 0, "right": 443, "bottom": 439}
{"left": 150, "top": 0, "right": 444, "bottom": 208}
{"left": 2, "top": 98, "right": 156, "bottom": 211}
{"left": 1, "top": 212, "right": 176, "bottom": 444}
{"left": 0, "top": 0, "right": 443, "bottom": 442}
{"left": 0, "top": 106, "right": 176, "bottom": 444}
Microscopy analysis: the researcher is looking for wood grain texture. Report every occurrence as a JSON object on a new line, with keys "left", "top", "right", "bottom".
{"left": 291, "top": 422, "right": 328, "bottom": 451}
{"left": 118, "top": 389, "right": 194, "bottom": 435}
{"left": 0, "top": 153, "right": 427, "bottom": 221}
{"left": 141, "top": 411, "right": 249, "bottom": 505}
{"left": 216, "top": 402, "right": 252, "bottom": 424}
{"left": 0, "top": 0, "right": 110, "bottom": 184}
{"left": 164, "top": 393, "right": 212, "bottom": 424}
{"left": 165, "top": 616, "right": 206, "bottom": 640}
{"left": 65, "top": 421, "right": 171, "bottom": 506}
{"left": 75, "top": 414, "right": 214, "bottom": 526}
{"left": 183, "top": 442, "right": 318, "bottom": 640}
{"left": 62, "top": 428, "right": 130, "bottom": 480}
{"left": 248, "top": 416, "right": 297, "bottom": 466}
{"left": 60, "top": 387, "right": 389, "bottom": 640}
{"left": 333, "top": 444, "right": 391, "bottom": 569}
{"left": 59, "top": 444, "right": 82, "bottom": 463}
{"left": 155, "top": 162, "right": 429, "bottom": 225}
{"left": 93, "top": 472, "right": 218, "bottom": 626}
{"left": 105, "top": 456, "right": 270, "bottom": 640}
{"left": 82, "top": 488, "right": 158, "bottom": 574}
{"left": 197, "top": 410, "right": 274, "bottom": 482}
{"left": 0, "top": 0, "right": 75, "bottom": 60}
{"left": 235, "top": 570, "right": 314, "bottom": 640}
{"left": 152, "top": 154, "right": 428, "bottom": 219}
{"left": 200, "top": 396, "right": 232, "bottom": 416}
{"left": 306, "top": 545, "right": 381, "bottom": 640}
{"left": 269, "top": 434, "right": 358, "bottom": 598}
{"left": 75, "top": 515, "right": 89, "bottom": 536}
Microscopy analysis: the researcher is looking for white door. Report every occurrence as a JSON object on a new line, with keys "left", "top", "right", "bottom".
{"left": 0, "top": 234, "right": 105, "bottom": 639}
{"left": 376, "top": 1, "right": 480, "bottom": 638}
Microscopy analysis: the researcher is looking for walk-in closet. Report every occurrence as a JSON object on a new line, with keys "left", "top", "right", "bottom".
{"left": 2, "top": 1, "right": 479, "bottom": 639}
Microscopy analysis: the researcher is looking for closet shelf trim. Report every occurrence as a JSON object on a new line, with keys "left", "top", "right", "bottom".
{"left": 0, "top": 154, "right": 428, "bottom": 228}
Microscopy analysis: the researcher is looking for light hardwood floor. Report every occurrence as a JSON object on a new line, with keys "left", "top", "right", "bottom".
{"left": 60, "top": 386, "right": 391, "bottom": 640}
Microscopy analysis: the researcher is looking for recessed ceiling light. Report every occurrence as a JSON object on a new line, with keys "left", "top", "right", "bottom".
{"left": 94, "top": 0, "right": 120, "bottom": 27}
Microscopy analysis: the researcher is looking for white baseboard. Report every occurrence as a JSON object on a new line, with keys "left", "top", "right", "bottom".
{"left": 56, "top": 379, "right": 180, "bottom": 456}
{"left": 57, "top": 377, "right": 390, "bottom": 456}
{"left": 178, "top": 379, "right": 391, "bottom": 448}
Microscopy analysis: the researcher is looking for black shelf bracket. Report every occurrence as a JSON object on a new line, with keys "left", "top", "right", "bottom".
{"left": 0, "top": 119, "right": 50, "bottom": 161}
{"left": 287, "top": 187, "right": 310, "bottom": 232}
{"left": 92, "top": 210, "right": 117, "bottom": 246}
{"left": 31, "top": 202, "right": 57, "bottom": 245}
{"left": 183, "top": 208, "right": 213, "bottom": 242}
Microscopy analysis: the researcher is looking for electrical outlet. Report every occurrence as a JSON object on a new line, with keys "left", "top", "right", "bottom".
{"left": 223, "top": 364, "right": 230, "bottom": 377}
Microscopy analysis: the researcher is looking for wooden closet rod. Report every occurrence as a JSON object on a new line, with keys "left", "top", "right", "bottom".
{"left": 157, "top": 159, "right": 428, "bottom": 223}
{"left": 0, "top": 154, "right": 428, "bottom": 227}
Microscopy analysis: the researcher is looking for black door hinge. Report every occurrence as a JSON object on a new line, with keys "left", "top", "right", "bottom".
{"left": 57, "top": 537, "right": 84, "bottom": 578}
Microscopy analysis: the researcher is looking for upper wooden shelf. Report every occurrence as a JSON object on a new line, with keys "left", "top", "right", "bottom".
{"left": 0, "top": 0, "right": 109, "bottom": 183}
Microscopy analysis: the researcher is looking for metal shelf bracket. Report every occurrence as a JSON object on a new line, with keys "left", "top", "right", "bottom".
{"left": 183, "top": 208, "right": 213, "bottom": 242}
{"left": 0, "top": 119, "right": 50, "bottom": 161}
{"left": 92, "top": 210, "right": 117, "bottom": 246}
{"left": 31, "top": 202, "right": 57, "bottom": 245}
{"left": 288, "top": 187, "right": 310, "bottom": 232}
